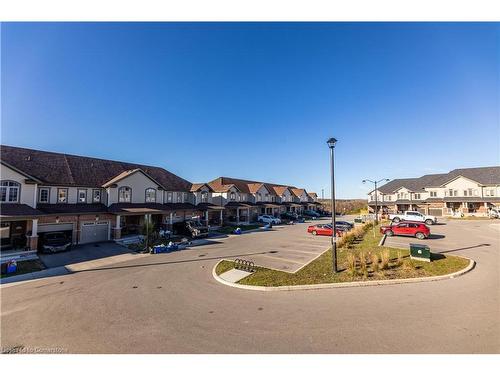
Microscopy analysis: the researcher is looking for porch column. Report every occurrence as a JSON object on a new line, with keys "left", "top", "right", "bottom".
{"left": 219, "top": 210, "right": 223, "bottom": 226}
{"left": 236, "top": 208, "right": 240, "bottom": 224}
{"left": 247, "top": 208, "right": 250, "bottom": 224}
{"left": 113, "top": 215, "right": 121, "bottom": 240}
{"left": 169, "top": 212, "right": 173, "bottom": 230}
{"left": 205, "top": 210, "right": 209, "bottom": 225}
{"left": 28, "top": 218, "right": 39, "bottom": 251}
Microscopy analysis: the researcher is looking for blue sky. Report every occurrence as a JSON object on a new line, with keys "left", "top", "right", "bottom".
{"left": 1, "top": 22, "right": 499, "bottom": 198}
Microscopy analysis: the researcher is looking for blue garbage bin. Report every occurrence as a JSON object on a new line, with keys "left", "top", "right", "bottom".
{"left": 6, "top": 260, "right": 17, "bottom": 274}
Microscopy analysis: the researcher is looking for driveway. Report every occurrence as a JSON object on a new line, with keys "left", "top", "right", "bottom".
{"left": 1, "top": 218, "right": 498, "bottom": 353}
{"left": 39, "top": 242, "right": 135, "bottom": 269}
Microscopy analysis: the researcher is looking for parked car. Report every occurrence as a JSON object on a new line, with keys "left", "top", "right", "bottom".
{"left": 389, "top": 211, "right": 437, "bottom": 225}
{"left": 380, "top": 221, "right": 430, "bottom": 240}
{"left": 172, "top": 220, "right": 209, "bottom": 238}
{"left": 41, "top": 232, "right": 72, "bottom": 253}
{"left": 303, "top": 210, "right": 320, "bottom": 218}
{"left": 488, "top": 208, "right": 500, "bottom": 219}
{"left": 258, "top": 215, "right": 281, "bottom": 225}
{"left": 335, "top": 220, "right": 354, "bottom": 229}
{"left": 281, "top": 212, "right": 298, "bottom": 221}
{"left": 307, "top": 224, "right": 343, "bottom": 237}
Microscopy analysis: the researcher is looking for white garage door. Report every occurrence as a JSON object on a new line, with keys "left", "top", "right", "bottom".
{"left": 38, "top": 223, "right": 74, "bottom": 233}
{"left": 80, "top": 221, "right": 109, "bottom": 244}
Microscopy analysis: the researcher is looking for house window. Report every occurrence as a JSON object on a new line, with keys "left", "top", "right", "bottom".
{"left": 167, "top": 192, "right": 173, "bottom": 202}
{"left": 0, "top": 181, "right": 20, "bottom": 203}
{"left": 77, "top": 189, "right": 87, "bottom": 203}
{"left": 201, "top": 191, "right": 208, "bottom": 203}
{"left": 183, "top": 192, "right": 188, "bottom": 202}
{"left": 92, "top": 189, "right": 101, "bottom": 203}
{"left": 240, "top": 194, "right": 246, "bottom": 201}
{"left": 414, "top": 193, "right": 421, "bottom": 200}
{"left": 485, "top": 189, "right": 494, "bottom": 197}
{"left": 118, "top": 187, "right": 132, "bottom": 203}
{"left": 57, "top": 188, "right": 68, "bottom": 203}
{"left": 145, "top": 188, "right": 156, "bottom": 203}
{"left": 256, "top": 193, "right": 261, "bottom": 201}
{"left": 230, "top": 192, "right": 236, "bottom": 201}
{"left": 387, "top": 196, "right": 392, "bottom": 201}
{"left": 430, "top": 191, "right": 437, "bottom": 197}
{"left": 38, "top": 187, "right": 50, "bottom": 203}
{"left": 176, "top": 193, "right": 182, "bottom": 203}
{"left": 265, "top": 194, "right": 269, "bottom": 201}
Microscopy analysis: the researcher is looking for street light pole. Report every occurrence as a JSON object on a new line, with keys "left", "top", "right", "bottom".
{"left": 327, "top": 138, "right": 338, "bottom": 273}
{"left": 363, "top": 178, "right": 390, "bottom": 225}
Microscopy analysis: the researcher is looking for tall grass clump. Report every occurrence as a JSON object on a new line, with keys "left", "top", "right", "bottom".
{"left": 371, "top": 253, "right": 380, "bottom": 273}
{"left": 359, "top": 252, "right": 368, "bottom": 277}
{"left": 381, "top": 249, "right": 391, "bottom": 270}
{"left": 347, "top": 253, "right": 357, "bottom": 277}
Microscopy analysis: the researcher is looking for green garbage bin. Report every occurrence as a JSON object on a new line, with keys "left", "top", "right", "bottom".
{"left": 409, "top": 243, "right": 431, "bottom": 262}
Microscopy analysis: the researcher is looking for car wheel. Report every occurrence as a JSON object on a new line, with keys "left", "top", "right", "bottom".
{"left": 415, "top": 232, "right": 425, "bottom": 240}
{"left": 392, "top": 217, "right": 400, "bottom": 223}
{"left": 425, "top": 219, "right": 433, "bottom": 225}
{"left": 312, "top": 230, "right": 317, "bottom": 236}
{"left": 385, "top": 230, "right": 393, "bottom": 237}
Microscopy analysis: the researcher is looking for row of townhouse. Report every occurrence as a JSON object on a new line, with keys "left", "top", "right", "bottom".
{"left": 367, "top": 167, "right": 500, "bottom": 217}
{"left": 0, "top": 145, "right": 320, "bottom": 252}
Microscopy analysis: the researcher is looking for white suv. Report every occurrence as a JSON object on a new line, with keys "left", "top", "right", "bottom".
{"left": 258, "top": 215, "right": 281, "bottom": 224}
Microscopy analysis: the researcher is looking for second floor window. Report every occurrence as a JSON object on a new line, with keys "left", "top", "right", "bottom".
{"left": 256, "top": 193, "right": 261, "bottom": 201}
{"left": 414, "top": 193, "right": 421, "bottom": 200}
{"left": 177, "top": 193, "right": 182, "bottom": 203}
{"left": 0, "top": 181, "right": 20, "bottom": 203}
{"left": 93, "top": 189, "right": 101, "bottom": 203}
{"left": 77, "top": 189, "right": 87, "bottom": 203}
{"left": 38, "top": 187, "right": 50, "bottom": 203}
{"left": 430, "top": 191, "right": 437, "bottom": 197}
{"left": 118, "top": 187, "right": 132, "bottom": 203}
{"left": 167, "top": 192, "right": 173, "bottom": 202}
{"left": 201, "top": 191, "right": 208, "bottom": 203}
{"left": 230, "top": 192, "right": 236, "bottom": 201}
{"left": 145, "top": 188, "right": 156, "bottom": 203}
{"left": 57, "top": 188, "right": 68, "bottom": 203}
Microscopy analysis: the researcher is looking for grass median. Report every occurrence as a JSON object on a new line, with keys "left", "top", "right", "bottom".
{"left": 215, "top": 223, "right": 471, "bottom": 287}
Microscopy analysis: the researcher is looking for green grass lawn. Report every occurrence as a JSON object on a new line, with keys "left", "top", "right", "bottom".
{"left": 1, "top": 259, "right": 46, "bottom": 279}
{"left": 215, "top": 224, "right": 470, "bottom": 287}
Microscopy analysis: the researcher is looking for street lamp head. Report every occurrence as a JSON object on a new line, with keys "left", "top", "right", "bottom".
{"left": 327, "top": 137, "right": 337, "bottom": 149}
{"left": 385, "top": 178, "right": 390, "bottom": 182}
{"left": 362, "top": 180, "right": 366, "bottom": 183}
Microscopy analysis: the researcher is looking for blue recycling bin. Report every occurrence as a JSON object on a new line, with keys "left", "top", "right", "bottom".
{"left": 6, "top": 260, "right": 17, "bottom": 274}
{"left": 153, "top": 245, "right": 168, "bottom": 254}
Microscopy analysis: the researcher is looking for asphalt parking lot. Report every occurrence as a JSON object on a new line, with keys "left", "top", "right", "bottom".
{"left": 384, "top": 218, "right": 499, "bottom": 254}
{"left": 207, "top": 219, "right": 332, "bottom": 272}
{"left": 1, "top": 217, "right": 498, "bottom": 353}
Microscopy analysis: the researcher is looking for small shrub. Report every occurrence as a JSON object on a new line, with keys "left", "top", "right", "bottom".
{"left": 402, "top": 259, "right": 415, "bottom": 272}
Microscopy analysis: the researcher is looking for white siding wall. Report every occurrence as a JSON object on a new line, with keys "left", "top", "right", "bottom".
{"left": 0, "top": 164, "right": 37, "bottom": 206}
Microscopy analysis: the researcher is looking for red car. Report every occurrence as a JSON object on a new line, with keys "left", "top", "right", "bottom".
{"left": 380, "top": 221, "right": 430, "bottom": 240}
{"left": 307, "top": 224, "right": 343, "bottom": 237}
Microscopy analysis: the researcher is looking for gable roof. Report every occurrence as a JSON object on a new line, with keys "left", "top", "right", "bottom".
{"left": 271, "top": 185, "right": 291, "bottom": 196}
{"left": 190, "top": 183, "right": 213, "bottom": 192}
{"left": 290, "top": 188, "right": 306, "bottom": 197}
{"left": 375, "top": 167, "right": 500, "bottom": 194}
{"left": 0, "top": 145, "right": 193, "bottom": 191}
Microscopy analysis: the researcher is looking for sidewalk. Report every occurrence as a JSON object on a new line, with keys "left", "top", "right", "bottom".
{"left": 1, "top": 251, "right": 149, "bottom": 288}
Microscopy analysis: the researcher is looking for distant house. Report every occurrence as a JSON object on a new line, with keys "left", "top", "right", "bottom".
{"left": 367, "top": 167, "right": 500, "bottom": 217}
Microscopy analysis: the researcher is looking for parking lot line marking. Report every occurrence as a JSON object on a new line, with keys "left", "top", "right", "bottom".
{"left": 256, "top": 254, "right": 306, "bottom": 265}
{"left": 278, "top": 248, "right": 326, "bottom": 255}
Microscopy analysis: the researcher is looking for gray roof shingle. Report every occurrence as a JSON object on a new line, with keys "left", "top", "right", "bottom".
{"left": 1, "top": 145, "right": 193, "bottom": 192}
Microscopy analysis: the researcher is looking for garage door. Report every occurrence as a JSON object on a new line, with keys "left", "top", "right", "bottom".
{"left": 429, "top": 208, "right": 443, "bottom": 217}
{"left": 80, "top": 221, "right": 109, "bottom": 244}
{"left": 38, "top": 223, "right": 74, "bottom": 233}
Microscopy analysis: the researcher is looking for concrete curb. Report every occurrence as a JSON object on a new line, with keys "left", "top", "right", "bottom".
{"left": 212, "top": 256, "right": 476, "bottom": 292}
{"left": 0, "top": 266, "right": 69, "bottom": 288}
{"left": 378, "top": 234, "right": 387, "bottom": 246}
